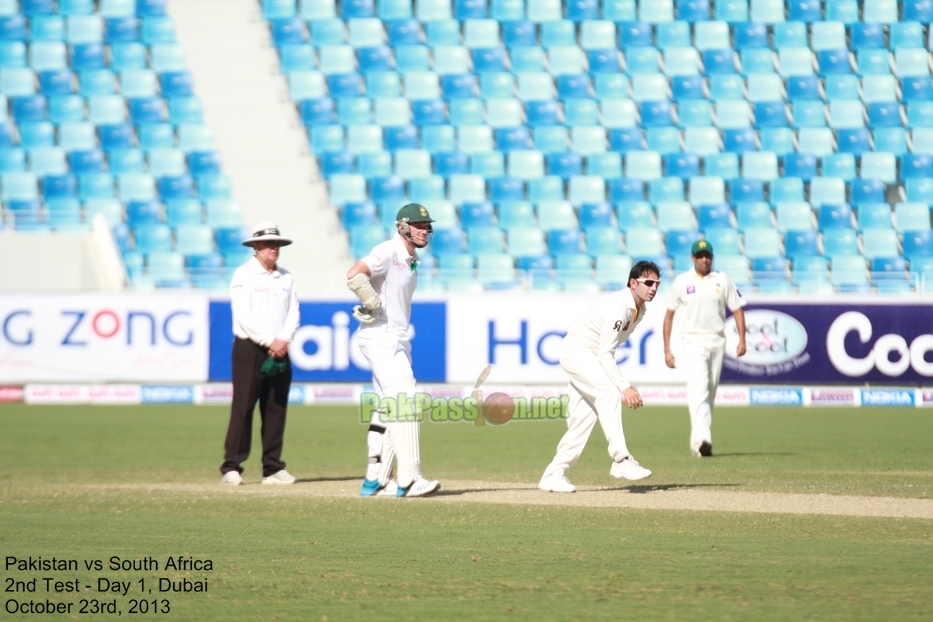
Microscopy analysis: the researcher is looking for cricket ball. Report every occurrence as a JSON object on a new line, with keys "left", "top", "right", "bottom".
{"left": 483, "top": 392, "right": 514, "bottom": 425}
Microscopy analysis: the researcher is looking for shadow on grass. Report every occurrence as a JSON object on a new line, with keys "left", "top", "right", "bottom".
{"left": 712, "top": 452, "right": 798, "bottom": 458}
{"left": 431, "top": 482, "right": 744, "bottom": 497}
{"left": 624, "top": 483, "right": 743, "bottom": 494}
{"left": 432, "top": 485, "right": 535, "bottom": 497}
{"left": 296, "top": 475, "right": 360, "bottom": 483}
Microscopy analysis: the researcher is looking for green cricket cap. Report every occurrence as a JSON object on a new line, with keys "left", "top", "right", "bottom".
{"left": 691, "top": 239, "right": 714, "bottom": 255}
{"left": 396, "top": 203, "right": 434, "bottom": 223}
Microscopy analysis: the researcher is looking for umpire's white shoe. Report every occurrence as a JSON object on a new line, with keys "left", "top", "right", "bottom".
{"left": 538, "top": 474, "right": 576, "bottom": 493}
{"left": 610, "top": 456, "right": 652, "bottom": 481}
{"left": 221, "top": 471, "right": 244, "bottom": 485}
{"left": 261, "top": 469, "right": 296, "bottom": 485}
{"left": 396, "top": 477, "right": 441, "bottom": 497}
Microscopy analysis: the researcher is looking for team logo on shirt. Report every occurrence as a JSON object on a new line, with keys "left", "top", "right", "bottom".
{"left": 686, "top": 285, "right": 696, "bottom": 294}
{"left": 613, "top": 320, "right": 630, "bottom": 331}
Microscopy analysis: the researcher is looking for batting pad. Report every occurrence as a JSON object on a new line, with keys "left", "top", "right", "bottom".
{"left": 378, "top": 379, "right": 423, "bottom": 488}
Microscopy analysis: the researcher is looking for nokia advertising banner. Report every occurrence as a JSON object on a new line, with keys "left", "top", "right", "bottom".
{"left": 721, "top": 303, "right": 933, "bottom": 385}
{"left": 208, "top": 301, "right": 447, "bottom": 383}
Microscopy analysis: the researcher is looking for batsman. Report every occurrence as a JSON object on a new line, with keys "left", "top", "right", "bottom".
{"left": 346, "top": 203, "right": 441, "bottom": 498}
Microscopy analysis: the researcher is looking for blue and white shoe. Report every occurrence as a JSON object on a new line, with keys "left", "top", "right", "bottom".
{"left": 359, "top": 478, "right": 398, "bottom": 497}
{"left": 396, "top": 477, "right": 441, "bottom": 498}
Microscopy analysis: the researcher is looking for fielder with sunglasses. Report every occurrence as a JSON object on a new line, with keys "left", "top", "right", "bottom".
{"left": 539, "top": 260, "right": 662, "bottom": 493}
{"left": 662, "top": 240, "right": 747, "bottom": 458}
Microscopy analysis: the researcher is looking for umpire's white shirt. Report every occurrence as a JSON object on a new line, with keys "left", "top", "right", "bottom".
{"left": 562, "top": 288, "right": 646, "bottom": 391}
{"left": 666, "top": 268, "right": 746, "bottom": 335}
{"left": 360, "top": 235, "right": 419, "bottom": 335}
{"left": 230, "top": 256, "right": 300, "bottom": 346}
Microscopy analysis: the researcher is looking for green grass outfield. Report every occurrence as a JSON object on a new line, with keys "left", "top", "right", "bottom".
{"left": 1, "top": 402, "right": 931, "bottom": 621}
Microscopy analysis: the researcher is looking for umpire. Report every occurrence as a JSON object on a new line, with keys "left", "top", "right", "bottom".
{"left": 220, "top": 222, "right": 300, "bottom": 485}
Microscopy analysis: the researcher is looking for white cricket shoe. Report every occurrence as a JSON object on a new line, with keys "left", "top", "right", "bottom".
{"left": 610, "top": 456, "right": 652, "bottom": 481}
{"left": 221, "top": 471, "right": 244, "bottom": 485}
{"left": 261, "top": 469, "right": 297, "bottom": 485}
{"left": 360, "top": 478, "right": 399, "bottom": 497}
{"left": 538, "top": 474, "right": 576, "bottom": 493}
{"left": 376, "top": 479, "right": 399, "bottom": 496}
{"left": 397, "top": 477, "right": 441, "bottom": 497}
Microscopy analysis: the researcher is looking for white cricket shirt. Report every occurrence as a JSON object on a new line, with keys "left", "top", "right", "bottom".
{"left": 360, "top": 234, "right": 419, "bottom": 334}
{"left": 562, "top": 288, "right": 646, "bottom": 390}
{"left": 230, "top": 256, "right": 300, "bottom": 346}
{"left": 666, "top": 268, "right": 746, "bottom": 335}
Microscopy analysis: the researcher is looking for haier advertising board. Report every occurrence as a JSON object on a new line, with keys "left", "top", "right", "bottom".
{"left": 208, "top": 301, "right": 446, "bottom": 382}
{"left": 445, "top": 296, "right": 686, "bottom": 385}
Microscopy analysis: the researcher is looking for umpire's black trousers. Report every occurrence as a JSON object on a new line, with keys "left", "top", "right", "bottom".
{"left": 221, "top": 337, "right": 292, "bottom": 477}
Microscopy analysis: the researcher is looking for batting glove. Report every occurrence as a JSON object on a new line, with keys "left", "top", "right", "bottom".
{"left": 352, "top": 305, "right": 381, "bottom": 324}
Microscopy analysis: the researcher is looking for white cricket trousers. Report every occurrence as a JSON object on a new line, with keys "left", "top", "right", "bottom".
{"left": 682, "top": 333, "right": 726, "bottom": 451}
{"left": 357, "top": 329, "right": 422, "bottom": 488}
{"left": 542, "top": 339, "right": 631, "bottom": 479}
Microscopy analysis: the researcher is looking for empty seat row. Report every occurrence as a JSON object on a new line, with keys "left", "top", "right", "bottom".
{"left": 271, "top": 18, "right": 933, "bottom": 54}
{"left": 0, "top": 14, "right": 175, "bottom": 45}
{"left": 1, "top": 67, "right": 195, "bottom": 96}
{"left": 264, "top": 0, "right": 933, "bottom": 31}
{"left": 293, "top": 71, "right": 933, "bottom": 106}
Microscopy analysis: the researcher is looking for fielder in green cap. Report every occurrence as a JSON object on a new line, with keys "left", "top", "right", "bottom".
{"left": 691, "top": 239, "right": 714, "bottom": 256}
{"left": 344, "top": 202, "right": 441, "bottom": 498}
{"left": 661, "top": 239, "right": 747, "bottom": 458}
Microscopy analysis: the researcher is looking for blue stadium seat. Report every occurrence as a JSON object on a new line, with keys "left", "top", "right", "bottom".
{"left": 689, "top": 175, "right": 725, "bottom": 205}
{"left": 664, "top": 152, "right": 700, "bottom": 179}
{"left": 508, "top": 226, "right": 547, "bottom": 257}
{"left": 895, "top": 202, "right": 932, "bottom": 233}
{"left": 548, "top": 230, "right": 584, "bottom": 258}
{"left": 656, "top": 201, "right": 696, "bottom": 233}
{"left": 587, "top": 153, "right": 623, "bottom": 178}
{"left": 722, "top": 128, "right": 758, "bottom": 153}
{"left": 649, "top": 176, "right": 683, "bottom": 203}
{"left": 704, "top": 153, "right": 739, "bottom": 178}
{"left": 460, "top": 201, "right": 496, "bottom": 228}
{"left": 782, "top": 228, "right": 819, "bottom": 259}
{"left": 857, "top": 202, "right": 893, "bottom": 232}
{"left": 616, "top": 201, "right": 654, "bottom": 232}
{"left": 710, "top": 74, "right": 744, "bottom": 100}
{"left": 903, "top": 229, "right": 933, "bottom": 258}
{"left": 736, "top": 201, "right": 772, "bottom": 230}
{"left": 754, "top": 101, "right": 787, "bottom": 127}
{"left": 823, "top": 152, "right": 856, "bottom": 181}
{"left": 610, "top": 178, "right": 645, "bottom": 203}
{"left": 775, "top": 200, "right": 814, "bottom": 232}
{"left": 579, "top": 202, "right": 614, "bottom": 229}
{"left": 818, "top": 202, "right": 854, "bottom": 230}
{"left": 467, "top": 226, "right": 505, "bottom": 255}
{"left": 609, "top": 127, "right": 644, "bottom": 153}
{"left": 730, "top": 179, "right": 764, "bottom": 203}
{"left": 697, "top": 203, "right": 733, "bottom": 229}
{"left": 677, "top": 99, "right": 712, "bottom": 127}
{"left": 639, "top": 100, "right": 673, "bottom": 127}
{"left": 584, "top": 225, "right": 621, "bottom": 257}
{"left": 670, "top": 75, "right": 703, "bottom": 101}
{"left": 785, "top": 76, "right": 820, "bottom": 103}
{"left": 779, "top": 153, "right": 815, "bottom": 181}
{"left": 488, "top": 175, "right": 524, "bottom": 201}
{"left": 625, "top": 227, "right": 664, "bottom": 257}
